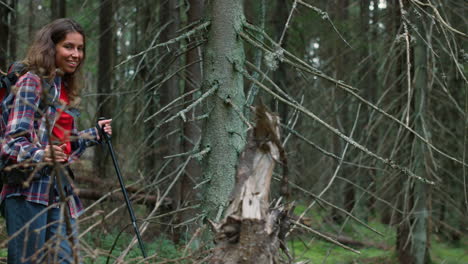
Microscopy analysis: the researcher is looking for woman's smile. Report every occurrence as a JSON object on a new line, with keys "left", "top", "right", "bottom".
{"left": 55, "top": 32, "right": 84, "bottom": 74}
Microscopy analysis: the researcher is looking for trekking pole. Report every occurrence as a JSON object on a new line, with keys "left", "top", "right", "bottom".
{"left": 98, "top": 118, "right": 147, "bottom": 258}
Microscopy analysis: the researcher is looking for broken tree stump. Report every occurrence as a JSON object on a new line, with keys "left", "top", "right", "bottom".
{"left": 208, "top": 105, "right": 292, "bottom": 264}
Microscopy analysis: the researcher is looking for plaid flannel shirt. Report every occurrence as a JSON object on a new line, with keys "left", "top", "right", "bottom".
{"left": 1, "top": 72, "right": 100, "bottom": 218}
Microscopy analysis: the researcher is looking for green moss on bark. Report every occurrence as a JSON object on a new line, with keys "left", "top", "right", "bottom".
{"left": 200, "top": 0, "right": 247, "bottom": 222}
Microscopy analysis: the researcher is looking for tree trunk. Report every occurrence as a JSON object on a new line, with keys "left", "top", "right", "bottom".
{"left": 0, "top": 0, "right": 17, "bottom": 67}
{"left": 159, "top": 0, "right": 183, "bottom": 243}
{"left": 95, "top": 0, "right": 115, "bottom": 180}
{"left": 140, "top": 0, "right": 160, "bottom": 176}
{"left": 179, "top": 0, "right": 204, "bottom": 238}
{"left": 208, "top": 106, "right": 290, "bottom": 263}
{"left": 329, "top": 0, "right": 351, "bottom": 222}
{"left": 271, "top": 0, "right": 289, "bottom": 124}
{"left": 396, "top": 3, "right": 431, "bottom": 263}
{"left": 382, "top": 0, "right": 404, "bottom": 226}
{"left": 8, "top": 0, "right": 16, "bottom": 62}
{"left": 395, "top": 0, "right": 414, "bottom": 260}
{"left": 244, "top": 0, "right": 265, "bottom": 108}
{"left": 27, "top": 0, "right": 34, "bottom": 37}
{"left": 355, "top": 0, "right": 372, "bottom": 221}
{"left": 409, "top": 14, "right": 431, "bottom": 264}
{"left": 365, "top": 0, "right": 379, "bottom": 217}
{"left": 51, "top": 0, "right": 66, "bottom": 19}
{"left": 0, "top": 0, "right": 10, "bottom": 69}
{"left": 201, "top": 0, "right": 247, "bottom": 223}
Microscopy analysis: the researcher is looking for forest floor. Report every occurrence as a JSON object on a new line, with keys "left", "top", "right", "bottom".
{"left": 288, "top": 232, "right": 467, "bottom": 264}
{"left": 1, "top": 207, "right": 467, "bottom": 263}
{"left": 288, "top": 205, "right": 468, "bottom": 264}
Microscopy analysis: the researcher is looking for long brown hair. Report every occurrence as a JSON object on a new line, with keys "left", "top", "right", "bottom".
{"left": 24, "top": 18, "right": 86, "bottom": 106}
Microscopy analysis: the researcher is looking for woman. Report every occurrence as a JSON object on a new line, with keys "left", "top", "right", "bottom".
{"left": 0, "top": 18, "right": 111, "bottom": 264}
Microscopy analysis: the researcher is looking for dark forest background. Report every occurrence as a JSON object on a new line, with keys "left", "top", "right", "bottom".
{"left": 0, "top": 0, "right": 467, "bottom": 263}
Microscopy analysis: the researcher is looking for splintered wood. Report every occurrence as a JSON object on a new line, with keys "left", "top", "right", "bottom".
{"left": 209, "top": 105, "right": 292, "bottom": 264}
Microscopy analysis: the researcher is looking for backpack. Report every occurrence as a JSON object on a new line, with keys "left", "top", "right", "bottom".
{"left": 0, "top": 62, "right": 52, "bottom": 187}
{"left": 0, "top": 64, "right": 21, "bottom": 100}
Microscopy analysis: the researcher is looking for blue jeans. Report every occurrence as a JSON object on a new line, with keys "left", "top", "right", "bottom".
{"left": 4, "top": 196, "right": 78, "bottom": 264}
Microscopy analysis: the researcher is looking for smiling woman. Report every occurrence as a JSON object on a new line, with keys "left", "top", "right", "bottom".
{"left": 0, "top": 18, "right": 112, "bottom": 264}
{"left": 55, "top": 32, "right": 84, "bottom": 74}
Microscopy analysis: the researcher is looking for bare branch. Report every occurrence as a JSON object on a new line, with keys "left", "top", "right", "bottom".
{"left": 410, "top": 0, "right": 468, "bottom": 38}
{"left": 239, "top": 65, "right": 434, "bottom": 185}
{"left": 115, "top": 21, "right": 210, "bottom": 68}
{"left": 398, "top": 0, "right": 413, "bottom": 126}
{"left": 291, "top": 220, "right": 361, "bottom": 255}
{"left": 241, "top": 29, "right": 468, "bottom": 170}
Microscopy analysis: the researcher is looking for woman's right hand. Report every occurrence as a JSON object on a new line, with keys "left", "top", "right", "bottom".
{"left": 44, "top": 144, "right": 68, "bottom": 163}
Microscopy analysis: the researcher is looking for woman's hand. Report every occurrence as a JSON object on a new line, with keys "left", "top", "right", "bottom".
{"left": 44, "top": 144, "right": 68, "bottom": 163}
{"left": 97, "top": 119, "right": 112, "bottom": 138}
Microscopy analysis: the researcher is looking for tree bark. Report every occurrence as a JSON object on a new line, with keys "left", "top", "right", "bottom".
{"left": 159, "top": 0, "right": 182, "bottom": 243}
{"left": 27, "top": 0, "right": 34, "bottom": 37}
{"left": 159, "top": 0, "right": 181, "bottom": 161}
{"left": 179, "top": 0, "right": 204, "bottom": 237}
{"left": 183, "top": 0, "right": 204, "bottom": 180}
{"left": 396, "top": 2, "right": 432, "bottom": 263}
{"left": 200, "top": 0, "right": 247, "bottom": 223}
{"left": 8, "top": 0, "right": 16, "bottom": 62}
{"left": 95, "top": 0, "right": 115, "bottom": 180}
{"left": 409, "top": 13, "right": 431, "bottom": 264}
{"left": 0, "top": 0, "right": 10, "bottom": 69}
{"left": 328, "top": 0, "right": 351, "bottom": 222}
{"left": 51, "top": 0, "right": 66, "bottom": 19}
{"left": 271, "top": 0, "right": 289, "bottom": 123}
{"left": 208, "top": 106, "right": 290, "bottom": 264}
{"left": 140, "top": 0, "right": 160, "bottom": 176}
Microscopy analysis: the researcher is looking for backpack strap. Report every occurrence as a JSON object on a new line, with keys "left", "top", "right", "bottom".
{"left": 8, "top": 62, "right": 27, "bottom": 75}
{"left": 0, "top": 73, "right": 19, "bottom": 94}
{"left": 0, "top": 62, "right": 25, "bottom": 94}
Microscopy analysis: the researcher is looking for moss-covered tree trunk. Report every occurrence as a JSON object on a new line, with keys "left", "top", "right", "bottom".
{"left": 201, "top": 0, "right": 246, "bottom": 222}
{"left": 409, "top": 15, "right": 431, "bottom": 264}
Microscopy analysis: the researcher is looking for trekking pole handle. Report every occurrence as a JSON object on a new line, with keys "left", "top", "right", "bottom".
{"left": 97, "top": 117, "right": 111, "bottom": 142}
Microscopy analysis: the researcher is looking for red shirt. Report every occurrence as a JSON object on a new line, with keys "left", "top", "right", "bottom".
{"left": 52, "top": 83, "right": 73, "bottom": 155}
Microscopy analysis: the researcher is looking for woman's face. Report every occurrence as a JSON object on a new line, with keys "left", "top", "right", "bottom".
{"left": 55, "top": 32, "right": 84, "bottom": 74}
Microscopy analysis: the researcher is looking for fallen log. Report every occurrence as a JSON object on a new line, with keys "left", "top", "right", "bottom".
{"left": 73, "top": 174, "right": 142, "bottom": 194}
{"left": 75, "top": 188, "right": 172, "bottom": 207}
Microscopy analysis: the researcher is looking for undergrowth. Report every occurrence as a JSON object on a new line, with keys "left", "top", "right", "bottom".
{"left": 1, "top": 206, "right": 466, "bottom": 263}
{"left": 289, "top": 204, "right": 467, "bottom": 264}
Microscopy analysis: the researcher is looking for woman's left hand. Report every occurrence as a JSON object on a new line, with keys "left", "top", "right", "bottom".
{"left": 98, "top": 119, "right": 112, "bottom": 137}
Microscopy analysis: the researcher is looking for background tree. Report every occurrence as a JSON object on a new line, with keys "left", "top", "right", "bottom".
{"left": 51, "top": 0, "right": 66, "bottom": 20}
{"left": 0, "top": 0, "right": 13, "bottom": 69}
{"left": 0, "top": 0, "right": 466, "bottom": 263}
{"left": 179, "top": 0, "right": 204, "bottom": 239}
{"left": 95, "top": 0, "right": 116, "bottom": 180}
{"left": 200, "top": 0, "right": 247, "bottom": 223}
